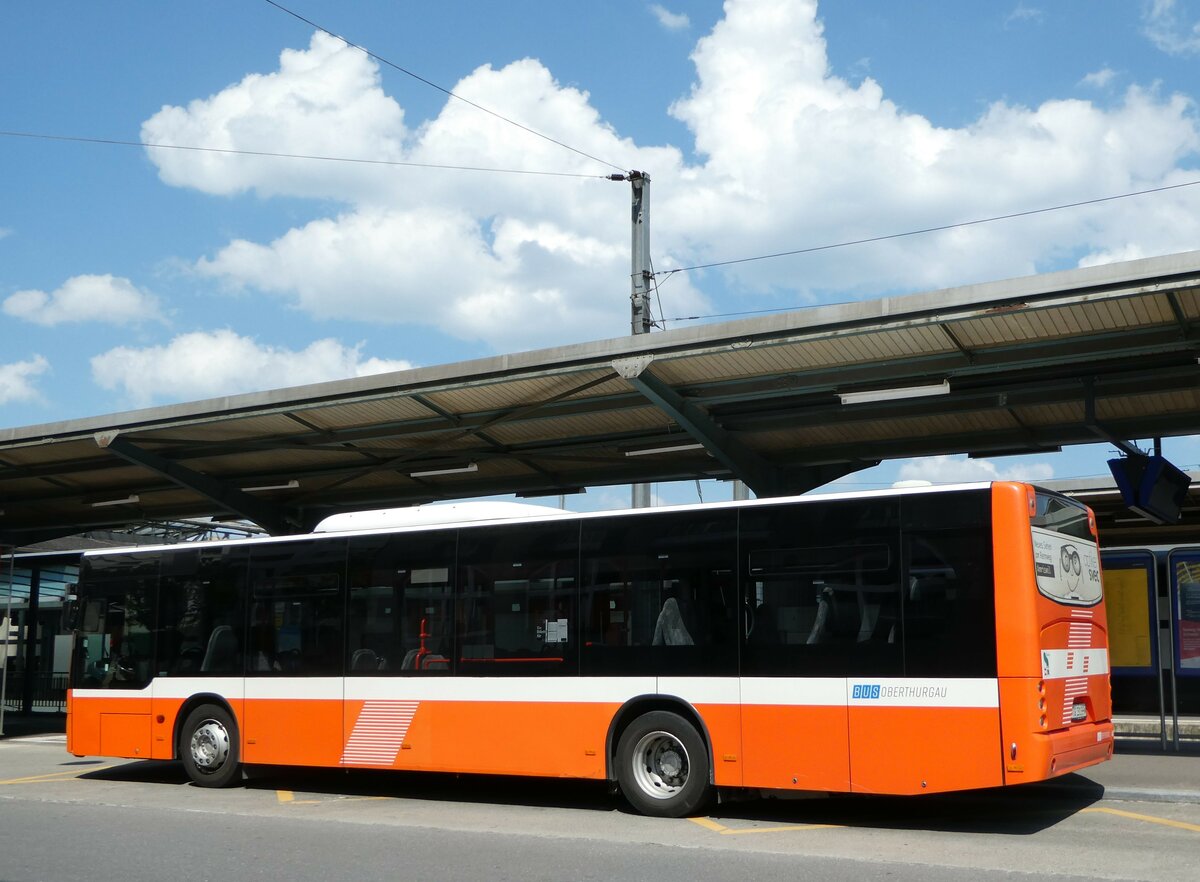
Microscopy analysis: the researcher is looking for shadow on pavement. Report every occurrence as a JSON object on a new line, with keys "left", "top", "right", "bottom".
{"left": 0, "top": 713, "right": 66, "bottom": 739}
{"left": 76, "top": 759, "right": 1105, "bottom": 834}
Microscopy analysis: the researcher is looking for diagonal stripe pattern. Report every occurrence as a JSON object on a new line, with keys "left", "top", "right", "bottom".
{"left": 340, "top": 700, "right": 420, "bottom": 766}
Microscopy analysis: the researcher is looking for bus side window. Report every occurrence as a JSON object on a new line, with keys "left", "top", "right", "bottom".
{"left": 741, "top": 498, "right": 903, "bottom": 677}
{"left": 246, "top": 539, "right": 347, "bottom": 677}
{"left": 899, "top": 490, "right": 997, "bottom": 678}
{"left": 347, "top": 531, "right": 456, "bottom": 676}
{"left": 158, "top": 547, "right": 249, "bottom": 677}
{"left": 455, "top": 522, "right": 579, "bottom": 677}
{"left": 580, "top": 510, "right": 738, "bottom": 677}
{"left": 78, "top": 551, "right": 161, "bottom": 689}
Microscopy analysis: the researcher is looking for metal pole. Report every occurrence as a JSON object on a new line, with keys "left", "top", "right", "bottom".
{"left": 629, "top": 171, "right": 652, "bottom": 336}
{"left": 21, "top": 565, "right": 40, "bottom": 714}
{"left": 1, "top": 550, "right": 14, "bottom": 735}
{"left": 628, "top": 170, "right": 653, "bottom": 509}
{"left": 1168, "top": 565, "right": 1181, "bottom": 751}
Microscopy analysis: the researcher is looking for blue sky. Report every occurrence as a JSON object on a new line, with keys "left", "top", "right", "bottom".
{"left": 3, "top": 1, "right": 1200, "bottom": 511}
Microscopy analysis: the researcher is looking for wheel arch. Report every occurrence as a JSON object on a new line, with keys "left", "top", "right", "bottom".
{"left": 605, "top": 694, "right": 715, "bottom": 784}
{"left": 172, "top": 693, "right": 239, "bottom": 760}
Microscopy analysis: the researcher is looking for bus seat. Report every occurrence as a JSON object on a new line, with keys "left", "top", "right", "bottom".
{"left": 200, "top": 625, "right": 237, "bottom": 673}
{"left": 749, "top": 602, "right": 779, "bottom": 645}
{"left": 806, "top": 591, "right": 831, "bottom": 644}
{"left": 351, "top": 648, "right": 380, "bottom": 671}
{"left": 807, "top": 586, "right": 861, "bottom": 644}
{"left": 651, "top": 597, "right": 694, "bottom": 646}
{"left": 421, "top": 654, "right": 449, "bottom": 671}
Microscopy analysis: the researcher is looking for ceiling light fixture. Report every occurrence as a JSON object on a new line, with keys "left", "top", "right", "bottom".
{"left": 410, "top": 463, "right": 479, "bottom": 478}
{"left": 91, "top": 494, "right": 140, "bottom": 508}
{"left": 240, "top": 479, "right": 299, "bottom": 492}
{"left": 624, "top": 443, "right": 705, "bottom": 457}
{"left": 838, "top": 381, "right": 950, "bottom": 405}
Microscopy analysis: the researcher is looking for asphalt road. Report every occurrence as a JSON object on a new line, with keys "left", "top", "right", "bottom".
{"left": 1, "top": 737, "right": 1197, "bottom": 882}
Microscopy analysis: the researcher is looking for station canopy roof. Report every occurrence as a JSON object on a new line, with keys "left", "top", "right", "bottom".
{"left": 4, "top": 249, "right": 1200, "bottom": 545}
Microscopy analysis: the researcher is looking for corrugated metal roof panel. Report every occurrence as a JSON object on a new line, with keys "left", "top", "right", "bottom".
{"left": 485, "top": 407, "right": 667, "bottom": 446}
{"left": 299, "top": 397, "right": 441, "bottom": 431}
{"left": 424, "top": 370, "right": 619, "bottom": 415}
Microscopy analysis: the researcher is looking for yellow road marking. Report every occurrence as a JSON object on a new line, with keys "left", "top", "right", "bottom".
{"left": 721, "top": 823, "right": 843, "bottom": 835}
{"left": 688, "top": 816, "right": 842, "bottom": 835}
{"left": 1082, "top": 806, "right": 1200, "bottom": 833}
{"left": 0, "top": 765, "right": 115, "bottom": 786}
{"left": 276, "top": 789, "right": 319, "bottom": 806}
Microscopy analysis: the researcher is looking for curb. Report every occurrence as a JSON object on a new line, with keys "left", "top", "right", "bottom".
{"left": 1094, "top": 786, "right": 1200, "bottom": 805}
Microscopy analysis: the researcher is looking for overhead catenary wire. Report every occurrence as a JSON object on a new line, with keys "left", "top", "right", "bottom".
{"left": 657, "top": 177, "right": 1200, "bottom": 278}
{"left": 656, "top": 176, "right": 1200, "bottom": 321}
{"left": 261, "top": 0, "right": 629, "bottom": 175}
{"left": 0, "top": 130, "right": 612, "bottom": 180}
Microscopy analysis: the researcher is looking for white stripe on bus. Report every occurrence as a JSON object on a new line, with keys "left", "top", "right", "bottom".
{"left": 74, "top": 676, "right": 1003, "bottom": 709}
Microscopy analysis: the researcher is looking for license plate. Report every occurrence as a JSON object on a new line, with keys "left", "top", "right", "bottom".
{"left": 1071, "top": 702, "right": 1087, "bottom": 722}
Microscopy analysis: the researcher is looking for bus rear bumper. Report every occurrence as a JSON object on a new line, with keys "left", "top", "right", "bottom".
{"left": 1041, "top": 720, "right": 1115, "bottom": 778}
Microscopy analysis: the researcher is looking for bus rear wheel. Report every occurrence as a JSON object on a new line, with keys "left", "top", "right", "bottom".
{"left": 616, "top": 711, "right": 711, "bottom": 817}
{"left": 180, "top": 704, "right": 241, "bottom": 788}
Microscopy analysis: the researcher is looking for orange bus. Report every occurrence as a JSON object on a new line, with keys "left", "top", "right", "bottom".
{"left": 66, "top": 481, "right": 1112, "bottom": 817}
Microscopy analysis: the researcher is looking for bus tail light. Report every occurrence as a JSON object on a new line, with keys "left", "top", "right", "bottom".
{"left": 1026, "top": 484, "right": 1037, "bottom": 517}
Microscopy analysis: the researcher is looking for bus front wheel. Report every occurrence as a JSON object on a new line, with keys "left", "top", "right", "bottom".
{"left": 616, "top": 711, "right": 711, "bottom": 817}
{"left": 180, "top": 704, "right": 241, "bottom": 788}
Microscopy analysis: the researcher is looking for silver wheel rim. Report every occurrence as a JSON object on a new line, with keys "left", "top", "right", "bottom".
{"left": 190, "top": 718, "right": 230, "bottom": 774}
{"left": 630, "top": 730, "right": 690, "bottom": 800}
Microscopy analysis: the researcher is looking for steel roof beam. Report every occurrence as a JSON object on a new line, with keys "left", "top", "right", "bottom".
{"left": 94, "top": 432, "right": 301, "bottom": 535}
{"left": 613, "top": 357, "right": 792, "bottom": 496}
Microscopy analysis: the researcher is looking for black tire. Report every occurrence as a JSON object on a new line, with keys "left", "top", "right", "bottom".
{"left": 615, "top": 710, "right": 711, "bottom": 817}
{"left": 179, "top": 704, "right": 242, "bottom": 788}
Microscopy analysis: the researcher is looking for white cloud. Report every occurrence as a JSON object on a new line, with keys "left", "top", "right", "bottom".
{"left": 3, "top": 275, "right": 163, "bottom": 326}
{"left": 1006, "top": 3, "right": 1044, "bottom": 26}
{"left": 143, "top": 0, "right": 1200, "bottom": 354}
{"left": 90, "top": 330, "right": 412, "bottom": 406}
{"left": 0, "top": 355, "right": 50, "bottom": 404}
{"left": 1080, "top": 67, "right": 1117, "bottom": 89}
{"left": 141, "top": 31, "right": 408, "bottom": 201}
{"left": 1143, "top": 0, "right": 1200, "bottom": 55}
{"left": 895, "top": 454, "right": 1054, "bottom": 485}
{"left": 668, "top": 1, "right": 1200, "bottom": 294}
{"left": 0, "top": 227, "right": 11, "bottom": 239}
{"left": 650, "top": 4, "right": 690, "bottom": 31}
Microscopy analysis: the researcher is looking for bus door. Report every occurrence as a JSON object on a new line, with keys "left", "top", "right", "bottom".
{"left": 242, "top": 540, "right": 347, "bottom": 767}
{"left": 741, "top": 566, "right": 853, "bottom": 791}
{"left": 69, "top": 554, "right": 159, "bottom": 760}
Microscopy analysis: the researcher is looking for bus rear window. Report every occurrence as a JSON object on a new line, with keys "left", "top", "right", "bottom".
{"left": 1030, "top": 491, "right": 1101, "bottom": 606}
{"left": 1031, "top": 492, "right": 1092, "bottom": 541}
